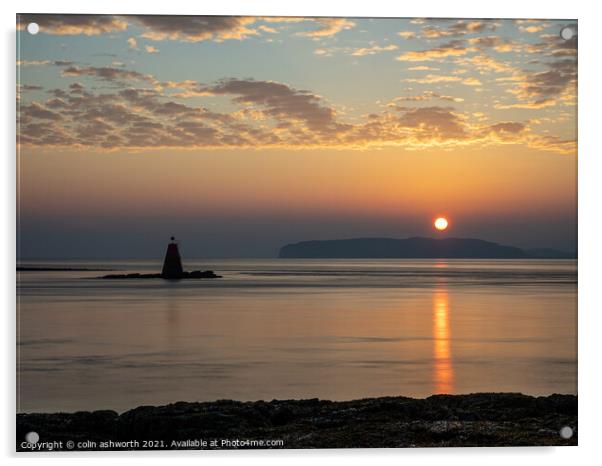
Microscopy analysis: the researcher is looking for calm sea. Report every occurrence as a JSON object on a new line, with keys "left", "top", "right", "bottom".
{"left": 17, "top": 259, "right": 577, "bottom": 413}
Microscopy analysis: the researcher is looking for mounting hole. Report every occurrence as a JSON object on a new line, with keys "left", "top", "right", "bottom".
{"left": 27, "top": 22, "right": 39, "bottom": 35}
{"left": 560, "top": 27, "right": 574, "bottom": 40}
{"left": 25, "top": 431, "right": 39, "bottom": 443}
{"left": 559, "top": 426, "right": 573, "bottom": 439}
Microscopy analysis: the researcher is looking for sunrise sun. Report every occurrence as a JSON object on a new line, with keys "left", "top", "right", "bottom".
{"left": 434, "top": 217, "right": 449, "bottom": 231}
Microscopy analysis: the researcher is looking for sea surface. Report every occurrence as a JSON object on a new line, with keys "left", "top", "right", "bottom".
{"left": 17, "top": 259, "right": 577, "bottom": 413}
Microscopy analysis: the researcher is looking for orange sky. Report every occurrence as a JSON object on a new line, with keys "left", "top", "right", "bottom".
{"left": 16, "top": 16, "right": 577, "bottom": 257}
{"left": 19, "top": 145, "right": 575, "bottom": 220}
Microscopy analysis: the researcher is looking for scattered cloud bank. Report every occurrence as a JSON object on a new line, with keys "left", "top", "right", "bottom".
{"left": 395, "top": 21, "right": 577, "bottom": 111}
{"left": 16, "top": 16, "right": 576, "bottom": 155}
{"left": 18, "top": 65, "right": 574, "bottom": 153}
{"left": 18, "top": 14, "right": 356, "bottom": 42}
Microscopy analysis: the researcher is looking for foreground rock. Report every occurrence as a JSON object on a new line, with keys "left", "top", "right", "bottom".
{"left": 17, "top": 393, "right": 576, "bottom": 450}
{"left": 101, "top": 270, "right": 221, "bottom": 279}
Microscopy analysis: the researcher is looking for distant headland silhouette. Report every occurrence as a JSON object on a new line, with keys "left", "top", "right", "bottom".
{"left": 278, "top": 237, "right": 575, "bottom": 259}
{"left": 102, "top": 237, "right": 221, "bottom": 279}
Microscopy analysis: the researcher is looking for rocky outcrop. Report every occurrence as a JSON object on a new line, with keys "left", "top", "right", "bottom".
{"left": 101, "top": 270, "right": 221, "bottom": 279}
{"left": 17, "top": 393, "right": 576, "bottom": 450}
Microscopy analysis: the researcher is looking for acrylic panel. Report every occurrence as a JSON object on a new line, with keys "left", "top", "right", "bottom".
{"left": 16, "top": 14, "right": 577, "bottom": 451}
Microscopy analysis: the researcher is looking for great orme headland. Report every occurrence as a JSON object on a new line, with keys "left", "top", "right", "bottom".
{"left": 278, "top": 237, "right": 575, "bottom": 259}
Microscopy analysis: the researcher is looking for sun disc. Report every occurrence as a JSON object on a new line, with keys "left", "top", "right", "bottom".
{"left": 434, "top": 217, "right": 448, "bottom": 231}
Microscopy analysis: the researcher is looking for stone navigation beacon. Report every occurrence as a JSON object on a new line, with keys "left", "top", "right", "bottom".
{"left": 101, "top": 237, "right": 220, "bottom": 280}
{"left": 162, "top": 236, "right": 184, "bottom": 279}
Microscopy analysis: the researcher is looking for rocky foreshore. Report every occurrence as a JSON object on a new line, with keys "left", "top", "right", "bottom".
{"left": 17, "top": 393, "right": 576, "bottom": 450}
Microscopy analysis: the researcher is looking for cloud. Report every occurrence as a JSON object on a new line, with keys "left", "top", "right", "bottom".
{"left": 17, "top": 63, "right": 574, "bottom": 154}
{"left": 127, "top": 37, "right": 138, "bottom": 50}
{"left": 397, "top": 31, "right": 416, "bottom": 39}
{"left": 19, "top": 102, "right": 63, "bottom": 121}
{"left": 314, "top": 48, "right": 333, "bottom": 57}
{"left": 467, "top": 36, "right": 515, "bottom": 52}
{"left": 145, "top": 45, "right": 159, "bottom": 54}
{"left": 350, "top": 44, "right": 398, "bottom": 56}
{"left": 526, "top": 134, "right": 576, "bottom": 153}
{"left": 18, "top": 14, "right": 127, "bottom": 36}
{"left": 407, "top": 65, "right": 439, "bottom": 71}
{"left": 460, "top": 54, "right": 516, "bottom": 74}
{"left": 420, "top": 20, "right": 495, "bottom": 39}
{"left": 69, "top": 82, "right": 85, "bottom": 93}
{"left": 396, "top": 106, "right": 468, "bottom": 139}
{"left": 17, "top": 60, "right": 50, "bottom": 67}
{"left": 296, "top": 18, "right": 355, "bottom": 38}
{"left": 515, "top": 20, "right": 549, "bottom": 34}
{"left": 131, "top": 15, "right": 355, "bottom": 43}
{"left": 484, "top": 121, "right": 526, "bottom": 135}
{"left": 396, "top": 40, "right": 473, "bottom": 62}
{"left": 521, "top": 27, "right": 577, "bottom": 59}
{"left": 502, "top": 58, "right": 577, "bottom": 108}
{"left": 391, "top": 91, "right": 464, "bottom": 103}
{"left": 403, "top": 74, "right": 461, "bottom": 84}
{"left": 520, "top": 25, "right": 545, "bottom": 33}
{"left": 530, "top": 31, "right": 578, "bottom": 58}
{"left": 18, "top": 121, "right": 75, "bottom": 146}
{"left": 19, "top": 83, "right": 226, "bottom": 149}
{"left": 350, "top": 104, "right": 573, "bottom": 153}
{"left": 131, "top": 15, "right": 259, "bottom": 42}
{"left": 60, "top": 65, "right": 158, "bottom": 86}
{"left": 20, "top": 15, "right": 358, "bottom": 43}
{"left": 195, "top": 79, "right": 347, "bottom": 135}
{"left": 342, "top": 105, "right": 472, "bottom": 148}
{"left": 18, "top": 74, "right": 347, "bottom": 149}
{"left": 462, "top": 77, "right": 482, "bottom": 86}
{"left": 313, "top": 42, "right": 397, "bottom": 58}
{"left": 258, "top": 25, "right": 278, "bottom": 34}
{"left": 19, "top": 84, "right": 43, "bottom": 91}
{"left": 17, "top": 60, "right": 74, "bottom": 67}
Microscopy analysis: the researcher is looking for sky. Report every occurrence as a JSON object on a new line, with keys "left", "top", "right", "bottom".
{"left": 16, "top": 15, "right": 577, "bottom": 259}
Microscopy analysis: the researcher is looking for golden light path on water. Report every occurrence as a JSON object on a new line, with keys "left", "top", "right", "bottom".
{"left": 433, "top": 287, "right": 454, "bottom": 394}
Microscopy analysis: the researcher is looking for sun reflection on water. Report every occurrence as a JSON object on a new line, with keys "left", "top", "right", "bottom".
{"left": 433, "top": 288, "right": 454, "bottom": 394}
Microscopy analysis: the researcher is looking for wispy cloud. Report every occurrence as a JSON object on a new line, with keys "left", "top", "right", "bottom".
{"left": 296, "top": 18, "right": 355, "bottom": 38}
{"left": 396, "top": 40, "right": 473, "bottom": 62}
{"left": 350, "top": 44, "right": 398, "bottom": 56}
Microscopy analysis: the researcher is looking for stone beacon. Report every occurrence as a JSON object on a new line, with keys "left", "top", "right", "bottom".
{"left": 100, "top": 236, "right": 220, "bottom": 280}
{"left": 162, "top": 236, "right": 184, "bottom": 279}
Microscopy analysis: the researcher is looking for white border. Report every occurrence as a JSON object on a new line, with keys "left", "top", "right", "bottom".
{"left": 3, "top": 0, "right": 601, "bottom": 464}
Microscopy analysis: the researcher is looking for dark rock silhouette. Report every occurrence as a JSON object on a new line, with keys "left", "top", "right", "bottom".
{"left": 278, "top": 237, "right": 572, "bottom": 259}
{"left": 101, "top": 271, "right": 220, "bottom": 279}
{"left": 101, "top": 237, "right": 220, "bottom": 280}
{"left": 16, "top": 393, "right": 577, "bottom": 450}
